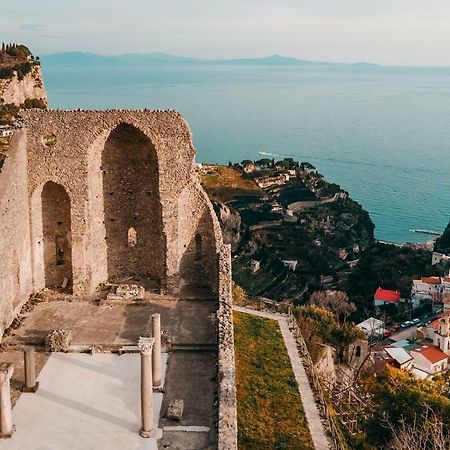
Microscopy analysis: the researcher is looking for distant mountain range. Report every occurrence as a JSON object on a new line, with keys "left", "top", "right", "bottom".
{"left": 41, "top": 52, "right": 379, "bottom": 67}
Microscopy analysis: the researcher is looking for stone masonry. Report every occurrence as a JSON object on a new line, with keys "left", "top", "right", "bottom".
{"left": 0, "top": 107, "right": 238, "bottom": 448}
{"left": 0, "top": 109, "right": 224, "bottom": 336}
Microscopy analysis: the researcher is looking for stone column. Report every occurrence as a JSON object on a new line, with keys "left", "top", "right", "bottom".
{"left": 23, "top": 346, "right": 39, "bottom": 392}
{"left": 0, "top": 363, "right": 14, "bottom": 438}
{"left": 151, "top": 314, "right": 162, "bottom": 389}
{"left": 138, "top": 337, "right": 155, "bottom": 438}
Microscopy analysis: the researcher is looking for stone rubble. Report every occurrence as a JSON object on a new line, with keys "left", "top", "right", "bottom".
{"left": 45, "top": 329, "right": 72, "bottom": 352}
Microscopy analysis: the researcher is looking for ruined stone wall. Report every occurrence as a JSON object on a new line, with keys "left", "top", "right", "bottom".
{"left": 0, "top": 107, "right": 238, "bottom": 447}
{"left": 177, "top": 180, "right": 222, "bottom": 293}
{"left": 22, "top": 110, "right": 196, "bottom": 296}
{"left": 0, "top": 131, "right": 34, "bottom": 336}
{"left": 217, "top": 243, "right": 238, "bottom": 449}
{"left": 0, "top": 109, "right": 228, "bottom": 336}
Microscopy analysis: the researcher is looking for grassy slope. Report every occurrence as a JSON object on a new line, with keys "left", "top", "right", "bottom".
{"left": 201, "top": 165, "right": 263, "bottom": 202}
{"left": 234, "top": 311, "right": 314, "bottom": 450}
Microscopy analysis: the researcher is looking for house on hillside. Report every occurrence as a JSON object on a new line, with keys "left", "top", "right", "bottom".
{"left": 433, "top": 315, "right": 450, "bottom": 355}
{"left": 411, "top": 276, "right": 450, "bottom": 311}
{"left": 417, "top": 311, "right": 450, "bottom": 340}
{"left": 410, "top": 346, "right": 448, "bottom": 378}
{"left": 357, "top": 317, "right": 385, "bottom": 338}
{"left": 374, "top": 288, "right": 401, "bottom": 313}
{"left": 432, "top": 252, "right": 450, "bottom": 266}
{"left": 384, "top": 347, "right": 414, "bottom": 371}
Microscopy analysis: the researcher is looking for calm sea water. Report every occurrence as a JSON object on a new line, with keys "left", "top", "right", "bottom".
{"left": 41, "top": 61, "right": 450, "bottom": 244}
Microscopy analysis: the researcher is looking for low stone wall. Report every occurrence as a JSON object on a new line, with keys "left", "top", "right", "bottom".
{"left": 217, "top": 243, "right": 238, "bottom": 449}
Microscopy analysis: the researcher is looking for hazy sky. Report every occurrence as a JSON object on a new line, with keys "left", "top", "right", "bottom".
{"left": 2, "top": 0, "right": 450, "bottom": 65}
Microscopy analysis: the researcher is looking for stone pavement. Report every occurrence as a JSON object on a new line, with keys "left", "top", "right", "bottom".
{"left": 0, "top": 353, "right": 169, "bottom": 450}
{"left": 234, "top": 306, "right": 331, "bottom": 450}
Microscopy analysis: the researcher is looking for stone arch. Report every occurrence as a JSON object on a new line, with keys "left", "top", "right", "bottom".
{"left": 101, "top": 123, "right": 165, "bottom": 284}
{"left": 41, "top": 181, "right": 73, "bottom": 291}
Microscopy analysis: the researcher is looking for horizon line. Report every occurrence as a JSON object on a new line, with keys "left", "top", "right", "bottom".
{"left": 38, "top": 51, "right": 450, "bottom": 69}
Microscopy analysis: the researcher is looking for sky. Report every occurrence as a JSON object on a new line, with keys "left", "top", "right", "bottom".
{"left": 2, "top": 0, "right": 450, "bottom": 66}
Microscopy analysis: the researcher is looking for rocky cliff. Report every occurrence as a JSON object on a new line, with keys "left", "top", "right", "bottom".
{"left": 201, "top": 162, "right": 375, "bottom": 303}
{"left": 0, "top": 63, "right": 47, "bottom": 107}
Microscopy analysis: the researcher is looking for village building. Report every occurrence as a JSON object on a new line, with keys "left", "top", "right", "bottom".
{"left": 384, "top": 347, "right": 414, "bottom": 371}
{"left": 431, "top": 252, "right": 450, "bottom": 266}
{"left": 373, "top": 288, "right": 401, "bottom": 312}
{"left": 409, "top": 346, "right": 448, "bottom": 377}
{"left": 282, "top": 260, "right": 298, "bottom": 271}
{"left": 432, "top": 315, "right": 450, "bottom": 355}
{"left": 357, "top": 317, "right": 385, "bottom": 338}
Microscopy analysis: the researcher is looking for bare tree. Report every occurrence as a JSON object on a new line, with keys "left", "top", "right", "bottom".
{"left": 309, "top": 290, "right": 356, "bottom": 324}
{"left": 387, "top": 406, "right": 450, "bottom": 450}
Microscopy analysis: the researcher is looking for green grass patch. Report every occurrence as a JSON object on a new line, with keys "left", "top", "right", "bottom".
{"left": 234, "top": 312, "right": 314, "bottom": 450}
{"left": 201, "top": 166, "right": 263, "bottom": 202}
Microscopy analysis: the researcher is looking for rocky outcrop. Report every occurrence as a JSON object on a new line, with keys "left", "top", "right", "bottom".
{"left": 213, "top": 202, "right": 242, "bottom": 252}
{"left": 0, "top": 64, "right": 47, "bottom": 107}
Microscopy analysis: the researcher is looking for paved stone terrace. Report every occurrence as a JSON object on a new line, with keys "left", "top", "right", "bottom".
{"left": 0, "top": 295, "right": 218, "bottom": 449}
{"left": 3, "top": 297, "right": 217, "bottom": 348}
{"left": 0, "top": 353, "right": 166, "bottom": 450}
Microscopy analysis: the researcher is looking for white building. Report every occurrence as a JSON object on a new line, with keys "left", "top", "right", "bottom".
{"left": 433, "top": 315, "right": 450, "bottom": 355}
{"left": 357, "top": 317, "right": 385, "bottom": 338}
{"left": 410, "top": 345, "right": 448, "bottom": 376}
{"left": 412, "top": 277, "right": 442, "bottom": 296}
{"left": 384, "top": 347, "right": 414, "bottom": 371}
{"left": 282, "top": 260, "right": 297, "bottom": 271}
{"left": 432, "top": 252, "right": 450, "bottom": 266}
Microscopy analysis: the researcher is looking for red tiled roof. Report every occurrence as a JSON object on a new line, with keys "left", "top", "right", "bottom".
{"left": 427, "top": 311, "right": 450, "bottom": 331}
{"left": 421, "top": 277, "right": 441, "bottom": 285}
{"left": 414, "top": 346, "right": 448, "bottom": 364}
{"left": 442, "top": 277, "right": 450, "bottom": 283}
{"left": 374, "top": 288, "right": 400, "bottom": 303}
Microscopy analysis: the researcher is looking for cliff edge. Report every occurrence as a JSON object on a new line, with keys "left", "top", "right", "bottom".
{"left": 0, "top": 44, "right": 47, "bottom": 125}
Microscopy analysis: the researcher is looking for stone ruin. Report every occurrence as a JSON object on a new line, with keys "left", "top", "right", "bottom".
{"left": 0, "top": 108, "right": 238, "bottom": 448}
{"left": 0, "top": 109, "right": 225, "bottom": 328}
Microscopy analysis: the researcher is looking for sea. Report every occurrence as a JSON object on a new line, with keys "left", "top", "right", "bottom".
{"left": 40, "top": 59, "right": 450, "bottom": 244}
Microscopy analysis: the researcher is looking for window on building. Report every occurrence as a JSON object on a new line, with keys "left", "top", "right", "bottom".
{"left": 355, "top": 346, "right": 361, "bottom": 358}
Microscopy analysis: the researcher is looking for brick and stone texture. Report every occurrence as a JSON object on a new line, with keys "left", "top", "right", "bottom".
{"left": 0, "top": 109, "right": 225, "bottom": 337}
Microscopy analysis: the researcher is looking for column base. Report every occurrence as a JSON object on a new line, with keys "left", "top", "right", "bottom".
{"left": 152, "top": 384, "right": 164, "bottom": 393}
{"left": 0, "top": 425, "right": 15, "bottom": 439}
{"left": 139, "top": 427, "right": 154, "bottom": 438}
{"left": 23, "top": 381, "right": 39, "bottom": 393}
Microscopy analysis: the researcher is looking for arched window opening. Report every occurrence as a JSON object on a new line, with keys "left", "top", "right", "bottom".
{"left": 355, "top": 346, "right": 361, "bottom": 358}
{"left": 102, "top": 123, "right": 164, "bottom": 283}
{"left": 41, "top": 181, "right": 73, "bottom": 290}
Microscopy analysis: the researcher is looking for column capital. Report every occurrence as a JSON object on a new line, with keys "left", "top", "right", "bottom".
{"left": 138, "top": 337, "right": 155, "bottom": 356}
{"left": 151, "top": 313, "right": 160, "bottom": 319}
{"left": 0, "top": 363, "right": 13, "bottom": 383}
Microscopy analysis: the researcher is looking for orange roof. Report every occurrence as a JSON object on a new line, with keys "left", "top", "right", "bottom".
{"left": 421, "top": 277, "right": 441, "bottom": 284}
{"left": 427, "top": 311, "right": 450, "bottom": 331}
{"left": 443, "top": 277, "right": 450, "bottom": 283}
{"left": 414, "top": 346, "right": 448, "bottom": 364}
